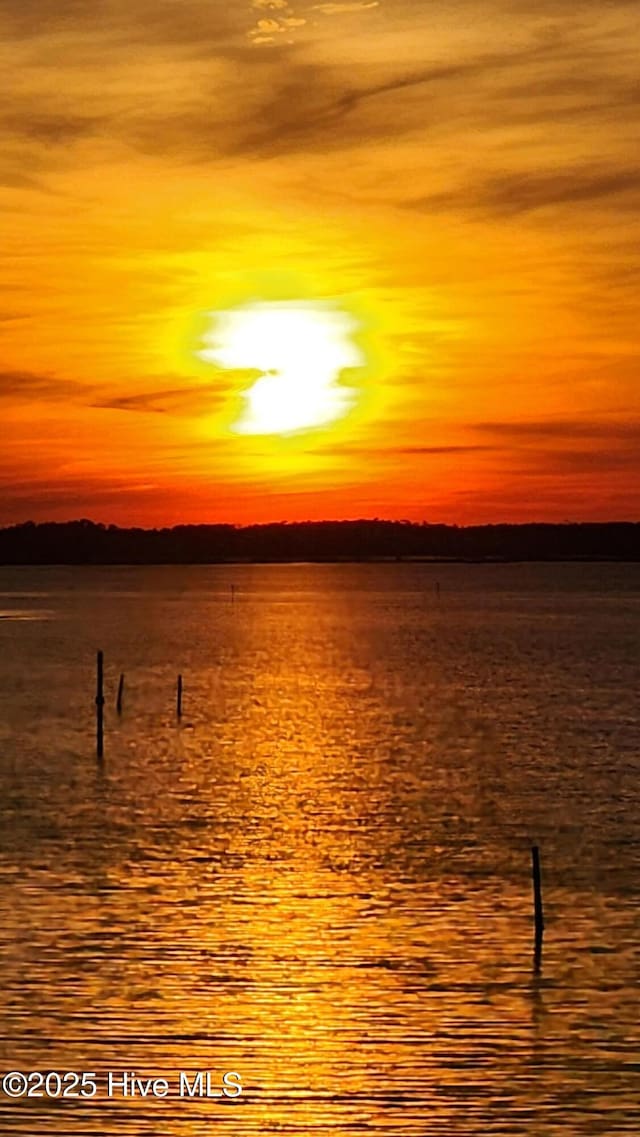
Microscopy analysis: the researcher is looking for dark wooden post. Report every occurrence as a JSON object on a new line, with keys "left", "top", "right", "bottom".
{"left": 116, "top": 672, "right": 125, "bottom": 714}
{"left": 531, "top": 845, "right": 544, "bottom": 972}
{"left": 96, "top": 650, "right": 105, "bottom": 760}
{"left": 177, "top": 674, "right": 183, "bottom": 718}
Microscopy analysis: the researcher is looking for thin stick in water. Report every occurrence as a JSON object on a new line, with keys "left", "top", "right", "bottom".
{"left": 177, "top": 673, "right": 183, "bottom": 718}
{"left": 96, "top": 650, "right": 105, "bottom": 760}
{"left": 531, "top": 844, "right": 544, "bottom": 972}
{"left": 116, "top": 672, "right": 125, "bottom": 714}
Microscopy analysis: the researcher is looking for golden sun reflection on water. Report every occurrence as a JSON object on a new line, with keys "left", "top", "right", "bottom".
{"left": 0, "top": 564, "right": 639, "bottom": 1134}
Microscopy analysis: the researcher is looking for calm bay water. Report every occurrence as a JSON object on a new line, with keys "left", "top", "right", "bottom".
{"left": 0, "top": 562, "right": 638, "bottom": 1135}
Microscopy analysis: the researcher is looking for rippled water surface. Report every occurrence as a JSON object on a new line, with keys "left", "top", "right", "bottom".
{"left": 0, "top": 563, "right": 638, "bottom": 1135}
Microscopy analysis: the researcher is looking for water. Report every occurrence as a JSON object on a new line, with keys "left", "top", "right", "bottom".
{"left": 0, "top": 563, "right": 638, "bottom": 1135}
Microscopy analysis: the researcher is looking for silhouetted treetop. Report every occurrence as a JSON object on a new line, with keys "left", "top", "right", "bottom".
{"left": 0, "top": 519, "right": 638, "bottom": 563}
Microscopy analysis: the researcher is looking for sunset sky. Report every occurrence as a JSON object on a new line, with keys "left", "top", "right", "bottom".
{"left": 1, "top": 0, "right": 639, "bottom": 526}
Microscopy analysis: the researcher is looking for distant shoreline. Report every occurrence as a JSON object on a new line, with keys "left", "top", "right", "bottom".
{"left": 2, "top": 556, "right": 640, "bottom": 567}
{"left": 1, "top": 519, "right": 639, "bottom": 565}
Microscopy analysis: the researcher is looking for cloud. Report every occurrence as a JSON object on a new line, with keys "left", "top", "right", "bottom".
{"left": 528, "top": 448, "right": 640, "bottom": 473}
{"left": 1, "top": 110, "right": 107, "bottom": 146}
{"left": 215, "top": 44, "right": 561, "bottom": 160}
{"left": 92, "top": 383, "right": 224, "bottom": 416}
{"left": 384, "top": 444, "right": 496, "bottom": 456}
{"left": 0, "top": 475, "right": 173, "bottom": 525}
{"left": 0, "top": 370, "right": 89, "bottom": 401}
{"left": 410, "top": 165, "right": 640, "bottom": 218}
{"left": 474, "top": 418, "right": 640, "bottom": 442}
{"left": 0, "top": 165, "right": 52, "bottom": 193}
{"left": 307, "top": 442, "right": 496, "bottom": 457}
{"left": 0, "top": 0, "right": 242, "bottom": 49}
{"left": 1, "top": 0, "right": 635, "bottom": 185}
{"left": 468, "top": 418, "right": 640, "bottom": 481}
{"left": 0, "top": 369, "right": 224, "bottom": 419}
{"left": 313, "top": 2, "right": 379, "bottom": 13}
{"left": 0, "top": 4, "right": 576, "bottom": 173}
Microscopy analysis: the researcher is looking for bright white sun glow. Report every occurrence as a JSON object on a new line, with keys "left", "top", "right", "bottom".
{"left": 199, "top": 300, "right": 363, "bottom": 434}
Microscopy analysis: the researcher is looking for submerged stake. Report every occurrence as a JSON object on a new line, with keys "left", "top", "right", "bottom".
{"left": 177, "top": 673, "right": 183, "bottom": 717}
{"left": 116, "top": 672, "right": 125, "bottom": 714}
{"left": 96, "top": 650, "right": 105, "bottom": 760}
{"left": 531, "top": 845, "right": 544, "bottom": 972}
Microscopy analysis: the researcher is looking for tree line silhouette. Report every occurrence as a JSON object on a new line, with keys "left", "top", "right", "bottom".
{"left": 0, "top": 519, "right": 638, "bottom": 563}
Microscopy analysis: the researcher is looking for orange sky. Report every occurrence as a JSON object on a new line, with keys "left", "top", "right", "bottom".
{"left": 1, "top": 0, "right": 639, "bottom": 525}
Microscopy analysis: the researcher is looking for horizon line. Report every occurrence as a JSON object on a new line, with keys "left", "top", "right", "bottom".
{"left": 2, "top": 517, "right": 640, "bottom": 532}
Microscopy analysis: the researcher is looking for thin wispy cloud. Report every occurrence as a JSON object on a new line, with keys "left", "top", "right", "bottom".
{"left": 92, "top": 384, "right": 226, "bottom": 417}
{"left": 411, "top": 165, "right": 640, "bottom": 218}
{"left": 0, "top": 370, "right": 89, "bottom": 402}
{"left": 474, "top": 419, "right": 640, "bottom": 442}
{"left": 312, "top": 2, "right": 379, "bottom": 13}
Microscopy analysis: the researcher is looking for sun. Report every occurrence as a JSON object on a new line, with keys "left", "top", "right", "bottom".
{"left": 199, "top": 300, "right": 363, "bottom": 435}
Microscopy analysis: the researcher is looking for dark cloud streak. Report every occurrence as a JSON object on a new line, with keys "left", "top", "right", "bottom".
{"left": 0, "top": 369, "right": 88, "bottom": 401}
{"left": 474, "top": 418, "right": 640, "bottom": 442}
{"left": 92, "top": 384, "right": 224, "bottom": 416}
{"left": 410, "top": 165, "right": 640, "bottom": 217}
{"left": 0, "top": 369, "right": 223, "bottom": 418}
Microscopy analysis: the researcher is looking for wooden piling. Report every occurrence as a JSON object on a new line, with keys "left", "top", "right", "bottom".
{"left": 177, "top": 673, "right": 183, "bottom": 718}
{"left": 116, "top": 672, "right": 125, "bottom": 714}
{"left": 531, "top": 845, "right": 544, "bottom": 972}
{"left": 96, "top": 650, "right": 105, "bottom": 760}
